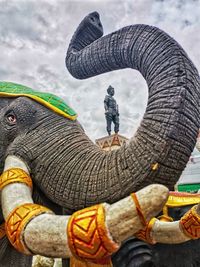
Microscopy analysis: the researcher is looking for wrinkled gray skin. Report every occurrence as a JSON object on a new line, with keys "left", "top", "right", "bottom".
{"left": 0, "top": 11, "right": 200, "bottom": 267}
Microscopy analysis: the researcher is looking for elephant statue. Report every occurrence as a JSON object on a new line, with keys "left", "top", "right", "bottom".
{"left": 112, "top": 191, "right": 200, "bottom": 267}
{"left": 0, "top": 11, "right": 200, "bottom": 267}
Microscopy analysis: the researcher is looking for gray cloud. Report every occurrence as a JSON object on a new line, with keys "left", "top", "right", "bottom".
{"left": 0, "top": 0, "right": 199, "bottom": 141}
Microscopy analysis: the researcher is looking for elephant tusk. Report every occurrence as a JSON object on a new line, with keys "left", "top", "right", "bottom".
{"left": 105, "top": 184, "right": 169, "bottom": 244}
{"left": 1, "top": 155, "right": 33, "bottom": 219}
{"left": 147, "top": 220, "right": 190, "bottom": 244}
{"left": 136, "top": 203, "right": 200, "bottom": 244}
{"left": 3, "top": 155, "right": 30, "bottom": 173}
{"left": 23, "top": 184, "right": 168, "bottom": 258}
{"left": 0, "top": 155, "right": 169, "bottom": 261}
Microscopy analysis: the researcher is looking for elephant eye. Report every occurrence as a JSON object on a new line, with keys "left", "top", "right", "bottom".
{"left": 6, "top": 113, "right": 17, "bottom": 124}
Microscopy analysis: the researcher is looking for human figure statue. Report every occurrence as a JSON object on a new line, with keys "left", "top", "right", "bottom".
{"left": 104, "top": 85, "right": 119, "bottom": 135}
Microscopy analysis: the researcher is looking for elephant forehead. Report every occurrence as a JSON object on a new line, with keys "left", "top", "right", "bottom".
{"left": 0, "top": 81, "right": 77, "bottom": 120}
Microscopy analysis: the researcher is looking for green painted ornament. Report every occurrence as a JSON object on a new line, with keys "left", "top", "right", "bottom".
{"left": 0, "top": 82, "right": 77, "bottom": 120}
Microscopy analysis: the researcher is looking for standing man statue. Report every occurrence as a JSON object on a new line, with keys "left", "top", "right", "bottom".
{"left": 104, "top": 85, "right": 120, "bottom": 135}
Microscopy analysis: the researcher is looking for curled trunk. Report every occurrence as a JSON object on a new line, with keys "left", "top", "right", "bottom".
{"left": 65, "top": 12, "right": 200, "bottom": 198}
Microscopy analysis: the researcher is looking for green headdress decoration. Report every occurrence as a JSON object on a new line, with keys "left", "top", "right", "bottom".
{"left": 0, "top": 82, "right": 77, "bottom": 120}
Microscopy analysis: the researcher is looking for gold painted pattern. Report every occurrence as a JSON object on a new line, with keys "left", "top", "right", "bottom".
{"left": 166, "top": 192, "right": 200, "bottom": 207}
{"left": 6, "top": 203, "right": 53, "bottom": 254}
{"left": 67, "top": 204, "right": 119, "bottom": 264}
{"left": 0, "top": 168, "right": 32, "bottom": 190}
{"left": 70, "top": 256, "right": 113, "bottom": 267}
{"left": 131, "top": 192, "right": 147, "bottom": 226}
{"left": 180, "top": 205, "right": 200, "bottom": 239}
{"left": 159, "top": 206, "right": 173, "bottom": 222}
{"left": 135, "top": 218, "right": 157, "bottom": 244}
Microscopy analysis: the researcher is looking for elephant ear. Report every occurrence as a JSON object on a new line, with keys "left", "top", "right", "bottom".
{"left": 0, "top": 81, "right": 77, "bottom": 120}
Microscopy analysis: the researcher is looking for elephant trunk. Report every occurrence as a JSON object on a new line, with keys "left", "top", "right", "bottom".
{"left": 66, "top": 12, "right": 200, "bottom": 194}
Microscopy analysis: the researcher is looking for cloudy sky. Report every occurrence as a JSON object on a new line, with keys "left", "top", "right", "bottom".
{"left": 0, "top": 0, "right": 199, "bottom": 142}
